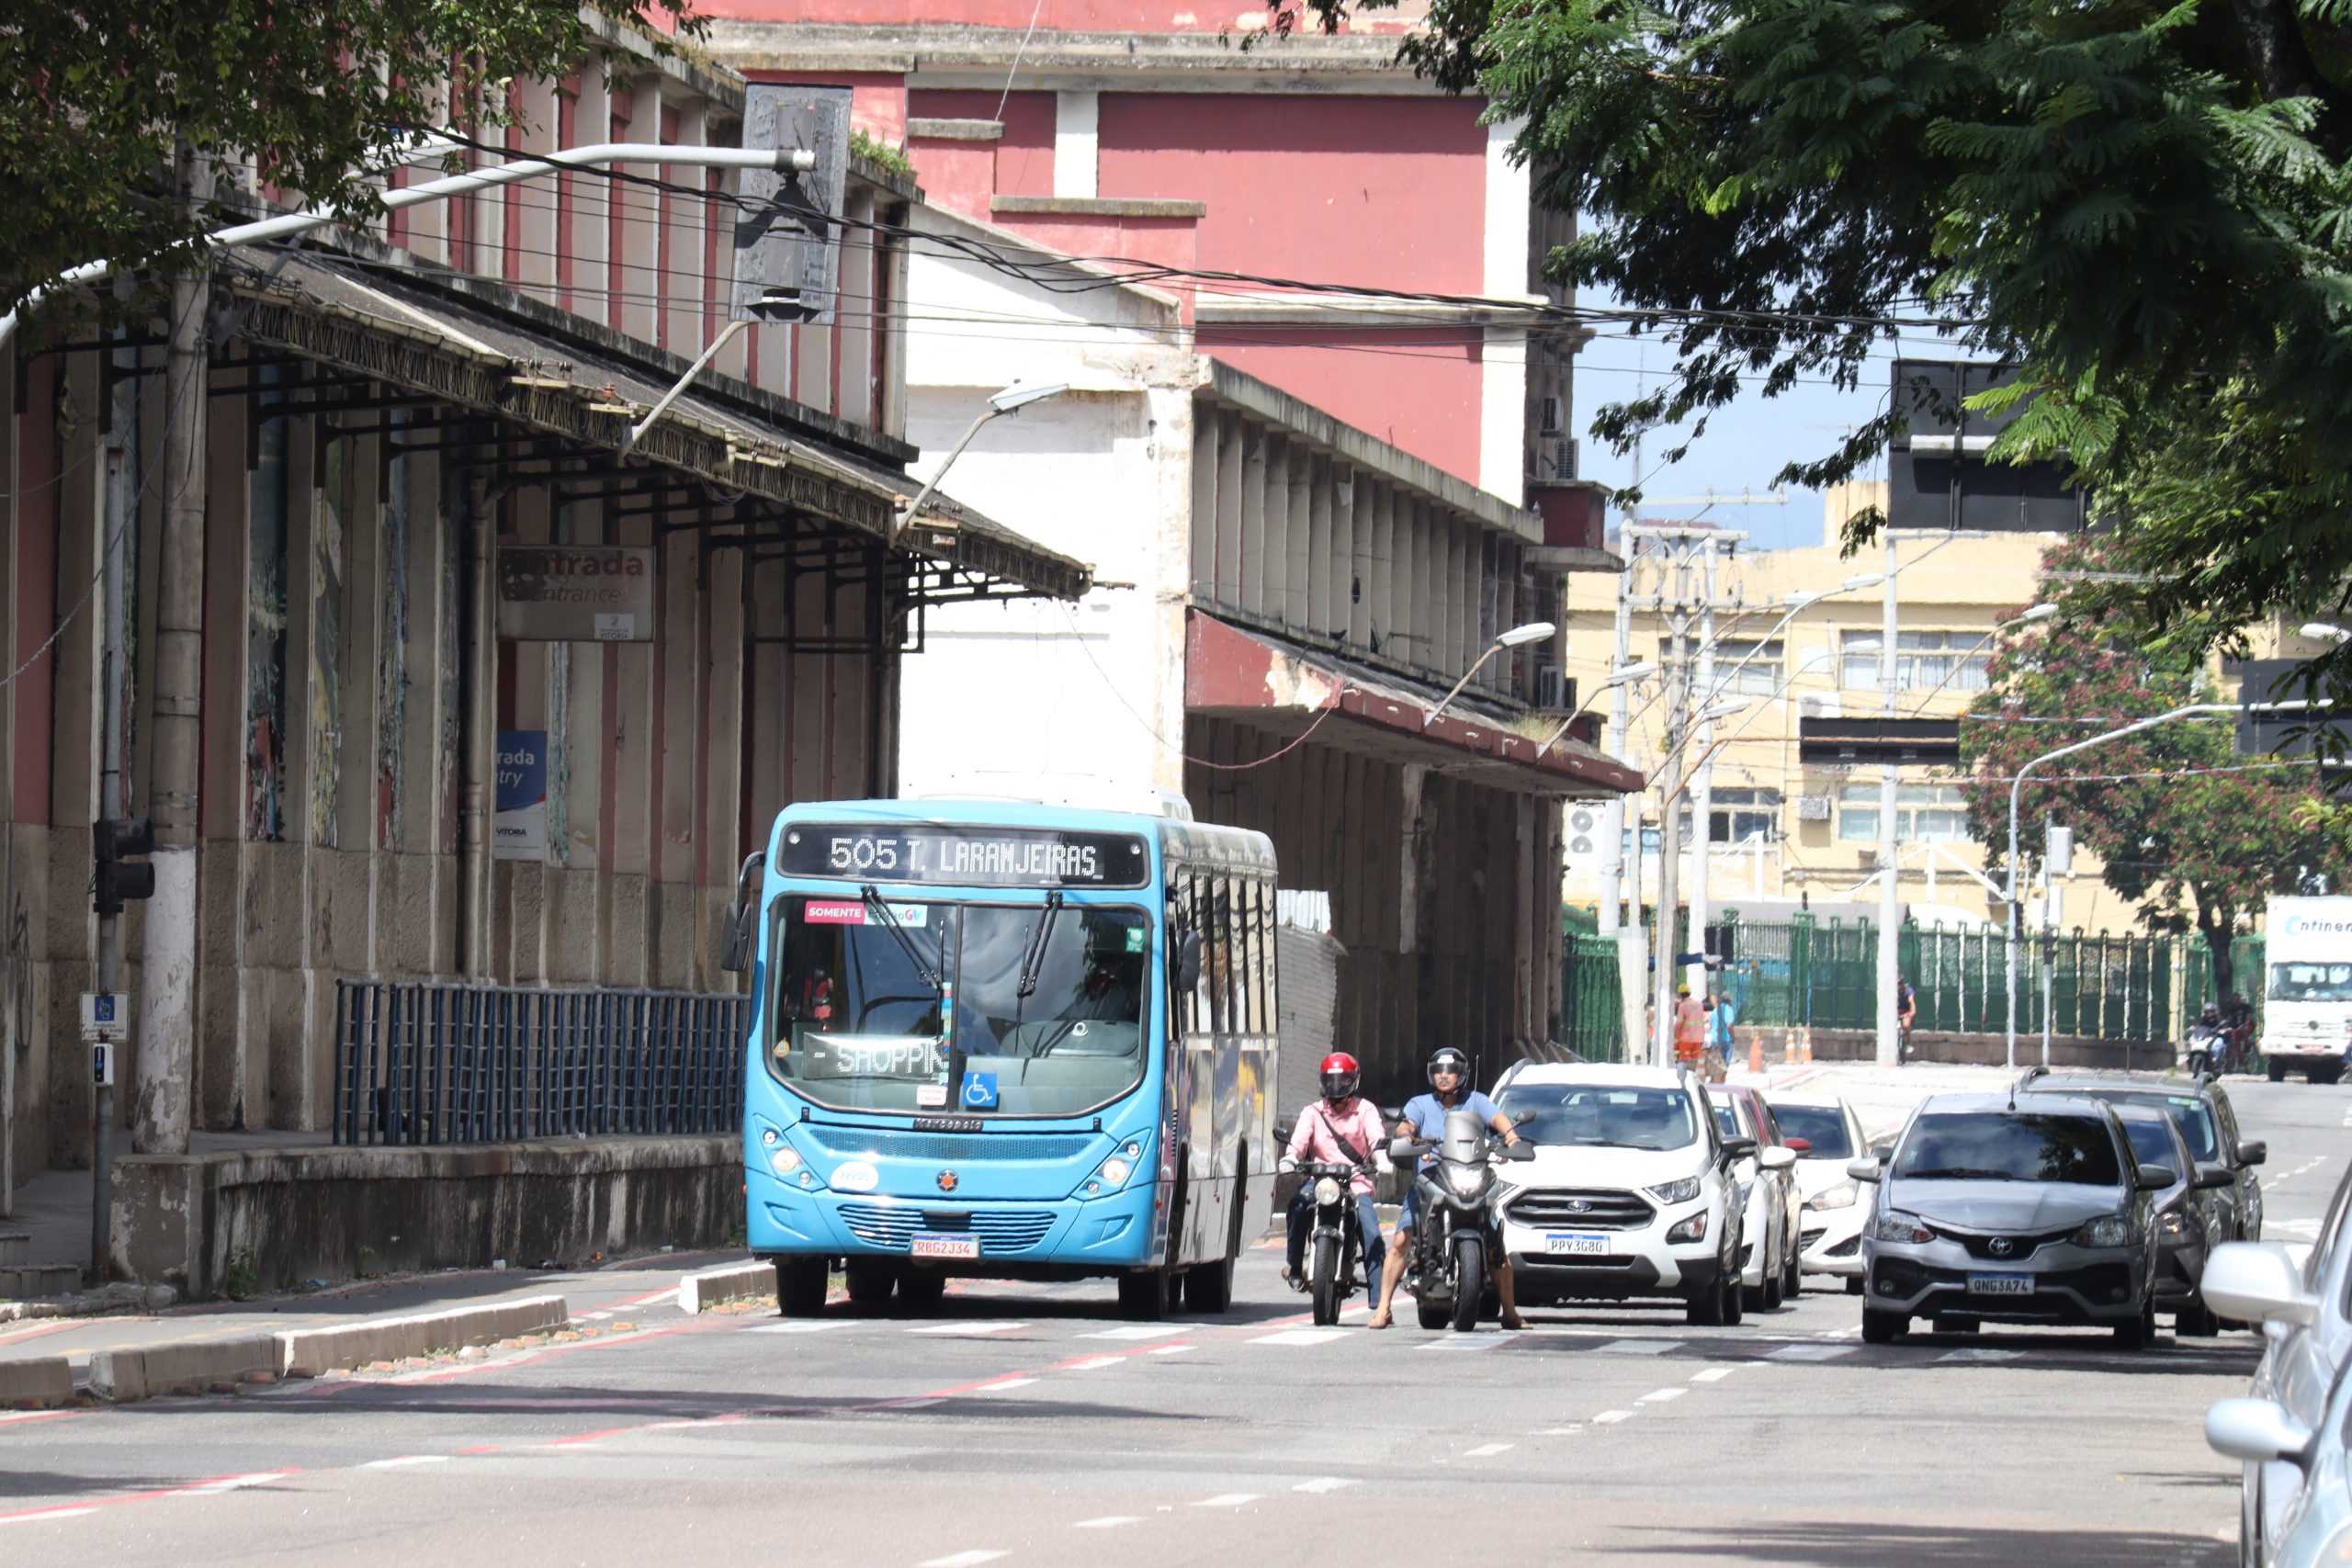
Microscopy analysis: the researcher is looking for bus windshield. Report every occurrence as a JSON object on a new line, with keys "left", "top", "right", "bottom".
{"left": 770, "top": 895, "right": 1151, "bottom": 1118}
{"left": 2269, "top": 963, "right": 2352, "bottom": 1003}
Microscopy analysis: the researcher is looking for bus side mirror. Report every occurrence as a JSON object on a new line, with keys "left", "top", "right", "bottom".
{"left": 719, "top": 851, "right": 765, "bottom": 973}
{"left": 1175, "top": 930, "right": 1202, "bottom": 993}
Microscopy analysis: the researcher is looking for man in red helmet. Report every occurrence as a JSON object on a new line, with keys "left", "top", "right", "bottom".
{"left": 1280, "top": 1051, "right": 1387, "bottom": 1308}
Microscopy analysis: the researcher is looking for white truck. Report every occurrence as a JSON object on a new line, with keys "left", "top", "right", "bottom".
{"left": 2258, "top": 896, "right": 2352, "bottom": 1084}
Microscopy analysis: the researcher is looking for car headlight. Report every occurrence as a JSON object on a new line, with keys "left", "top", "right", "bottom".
{"left": 1870, "top": 1211, "right": 1932, "bottom": 1244}
{"left": 768, "top": 1145, "right": 804, "bottom": 1176}
{"left": 1806, "top": 1181, "right": 1859, "bottom": 1212}
{"left": 1446, "top": 1164, "right": 1489, "bottom": 1200}
{"left": 1314, "top": 1176, "right": 1342, "bottom": 1206}
{"left": 1647, "top": 1176, "right": 1702, "bottom": 1205}
{"left": 2072, "top": 1214, "right": 2132, "bottom": 1248}
{"left": 1666, "top": 1212, "right": 1709, "bottom": 1244}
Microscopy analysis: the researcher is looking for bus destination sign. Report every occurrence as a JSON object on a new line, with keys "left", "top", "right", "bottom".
{"left": 781, "top": 825, "right": 1150, "bottom": 889}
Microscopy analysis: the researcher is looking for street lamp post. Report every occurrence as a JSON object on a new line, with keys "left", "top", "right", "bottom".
{"left": 896, "top": 380, "right": 1070, "bottom": 538}
{"left": 1426, "top": 620, "right": 1558, "bottom": 727}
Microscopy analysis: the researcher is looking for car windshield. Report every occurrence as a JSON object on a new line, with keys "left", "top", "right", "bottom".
{"left": 2270, "top": 962, "right": 2352, "bottom": 1002}
{"left": 1893, "top": 1112, "right": 2122, "bottom": 1186}
{"left": 2119, "top": 1117, "right": 2179, "bottom": 1172}
{"left": 1711, "top": 1100, "right": 1743, "bottom": 1140}
{"left": 770, "top": 896, "right": 1150, "bottom": 1117}
{"left": 1498, "top": 1084, "right": 1702, "bottom": 1150}
{"left": 1771, "top": 1104, "right": 1854, "bottom": 1159}
{"left": 2064, "top": 1089, "right": 2220, "bottom": 1161}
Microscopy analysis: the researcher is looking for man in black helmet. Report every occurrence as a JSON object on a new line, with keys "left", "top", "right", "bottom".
{"left": 1368, "top": 1046, "right": 1522, "bottom": 1330}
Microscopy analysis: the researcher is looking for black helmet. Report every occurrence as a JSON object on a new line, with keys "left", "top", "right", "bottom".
{"left": 1427, "top": 1047, "right": 1470, "bottom": 1087}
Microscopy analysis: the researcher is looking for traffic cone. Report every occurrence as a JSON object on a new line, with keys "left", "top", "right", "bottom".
{"left": 1800, "top": 1026, "right": 1815, "bottom": 1065}
{"left": 1747, "top": 1031, "right": 1765, "bottom": 1076}
{"left": 1781, "top": 1030, "right": 1797, "bottom": 1066}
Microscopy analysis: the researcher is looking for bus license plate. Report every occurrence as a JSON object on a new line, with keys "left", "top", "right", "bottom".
{"left": 911, "top": 1233, "right": 979, "bottom": 1260}
{"left": 1545, "top": 1233, "right": 1609, "bottom": 1257}
{"left": 1967, "top": 1272, "right": 2033, "bottom": 1296}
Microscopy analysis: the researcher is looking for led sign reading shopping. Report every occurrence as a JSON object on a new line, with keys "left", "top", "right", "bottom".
{"left": 780, "top": 825, "right": 1149, "bottom": 888}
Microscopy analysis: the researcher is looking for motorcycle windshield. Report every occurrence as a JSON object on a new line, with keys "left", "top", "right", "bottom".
{"left": 1441, "top": 1109, "right": 1487, "bottom": 1164}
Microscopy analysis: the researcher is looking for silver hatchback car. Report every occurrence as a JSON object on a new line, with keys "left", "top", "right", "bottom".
{"left": 1853, "top": 1092, "right": 2167, "bottom": 1347}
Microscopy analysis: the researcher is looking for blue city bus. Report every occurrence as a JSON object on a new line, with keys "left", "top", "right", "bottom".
{"left": 719, "top": 798, "right": 1279, "bottom": 1319}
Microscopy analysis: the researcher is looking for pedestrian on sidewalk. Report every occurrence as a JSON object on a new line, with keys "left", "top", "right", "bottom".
{"left": 1895, "top": 975, "right": 1917, "bottom": 1064}
{"left": 1707, "top": 988, "right": 1737, "bottom": 1081}
{"left": 1673, "top": 984, "right": 1707, "bottom": 1069}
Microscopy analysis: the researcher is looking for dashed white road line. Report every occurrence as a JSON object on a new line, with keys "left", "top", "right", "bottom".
{"left": 1193, "top": 1494, "right": 1261, "bottom": 1507}
{"left": 1939, "top": 1348, "right": 2025, "bottom": 1364}
{"left": 1595, "top": 1339, "right": 1682, "bottom": 1356}
{"left": 1637, "top": 1388, "right": 1686, "bottom": 1404}
{"left": 910, "top": 1322, "right": 1028, "bottom": 1337}
{"left": 1295, "top": 1477, "right": 1357, "bottom": 1494}
{"left": 919, "top": 1551, "right": 1008, "bottom": 1568}
{"left": 1062, "top": 1356, "right": 1127, "bottom": 1371}
{"left": 1768, "top": 1343, "right": 1853, "bottom": 1362}
{"left": 974, "top": 1378, "right": 1038, "bottom": 1393}
{"left": 1690, "top": 1367, "right": 1736, "bottom": 1383}
{"left": 175, "top": 1472, "right": 293, "bottom": 1496}
{"left": 1463, "top": 1442, "right": 1515, "bottom": 1457}
{"left": 1248, "top": 1328, "right": 1352, "bottom": 1347}
{"left": 1074, "top": 1517, "right": 1140, "bottom": 1529}
{"left": 751, "top": 1321, "right": 849, "bottom": 1335}
{"left": 359, "top": 1455, "right": 450, "bottom": 1470}
{"left": 1148, "top": 1344, "right": 1195, "bottom": 1356}
{"left": 1080, "top": 1325, "right": 1189, "bottom": 1340}
{"left": 1592, "top": 1409, "right": 1635, "bottom": 1425}
{"left": 0, "top": 1506, "right": 98, "bottom": 1527}
{"left": 1418, "top": 1332, "right": 1516, "bottom": 1352}
{"left": 1535, "top": 1425, "right": 1585, "bottom": 1436}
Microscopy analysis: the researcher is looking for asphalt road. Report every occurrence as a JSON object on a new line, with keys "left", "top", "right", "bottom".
{"left": 2, "top": 1072, "right": 2342, "bottom": 1567}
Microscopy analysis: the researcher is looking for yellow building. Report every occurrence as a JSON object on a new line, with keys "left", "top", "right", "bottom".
{"left": 1560, "top": 490, "right": 2149, "bottom": 935}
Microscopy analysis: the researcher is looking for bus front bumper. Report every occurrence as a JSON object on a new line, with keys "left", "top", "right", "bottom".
{"left": 746, "top": 1164, "right": 1161, "bottom": 1269}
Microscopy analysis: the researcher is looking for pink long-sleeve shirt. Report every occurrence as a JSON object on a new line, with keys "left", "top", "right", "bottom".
{"left": 1286, "top": 1098, "right": 1387, "bottom": 1196}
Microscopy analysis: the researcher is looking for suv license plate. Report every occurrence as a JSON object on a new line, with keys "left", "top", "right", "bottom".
{"left": 1545, "top": 1233, "right": 1609, "bottom": 1257}
{"left": 1967, "top": 1272, "right": 2033, "bottom": 1296}
{"left": 911, "top": 1233, "right": 980, "bottom": 1260}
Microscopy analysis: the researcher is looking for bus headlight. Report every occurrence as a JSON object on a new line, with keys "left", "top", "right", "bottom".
{"left": 1098, "top": 1156, "right": 1133, "bottom": 1187}
{"left": 769, "top": 1145, "right": 804, "bottom": 1176}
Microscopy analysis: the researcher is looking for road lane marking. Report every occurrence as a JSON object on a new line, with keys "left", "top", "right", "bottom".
{"left": 1938, "top": 1348, "right": 2025, "bottom": 1363}
{"left": 751, "top": 1322, "right": 850, "bottom": 1334}
{"left": 1595, "top": 1339, "right": 1681, "bottom": 1356}
{"left": 1075, "top": 1517, "right": 1141, "bottom": 1529}
{"left": 1690, "top": 1367, "right": 1736, "bottom": 1382}
{"left": 359, "top": 1455, "right": 450, "bottom": 1470}
{"left": 1536, "top": 1426, "right": 1584, "bottom": 1436}
{"left": 1592, "top": 1410, "right": 1634, "bottom": 1424}
{"left": 910, "top": 1321, "right": 1028, "bottom": 1337}
{"left": 1767, "top": 1343, "right": 1852, "bottom": 1361}
{"left": 1080, "top": 1325, "right": 1189, "bottom": 1340}
{"left": 1062, "top": 1355, "right": 1127, "bottom": 1371}
{"left": 0, "top": 1409, "right": 86, "bottom": 1427}
{"left": 1248, "top": 1328, "right": 1352, "bottom": 1346}
{"left": 1148, "top": 1344, "right": 1195, "bottom": 1355}
{"left": 173, "top": 1472, "right": 293, "bottom": 1496}
{"left": 919, "top": 1552, "right": 1007, "bottom": 1567}
{"left": 1193, "top": 1494, "right": 1261, "bottom": 1507}
{"left": 1294, "top": 1477, "right": 1356, "bottom": 1493}
{"left": 975, "top": 1378, "right": 1038, "bottom": 1392}
{"left": 1638, "top": 1388, "right": 1686, "bottom": 1404}
{"left": 0, "top": 1506, "right": 98, "bottom": 1526}
{"left": 1463, "top": 1442, "right": 1515, "bottom": 1457}
{"left": 1418, "top": 1332, "right": 1515, "bottom": 1351}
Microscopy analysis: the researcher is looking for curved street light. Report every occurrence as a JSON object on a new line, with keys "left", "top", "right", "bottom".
{"left": 896, "top": 380, "right": 1071, "bottom": 539}
{"left": 1424, "top": 620, "right": 1557, "bottom": 727}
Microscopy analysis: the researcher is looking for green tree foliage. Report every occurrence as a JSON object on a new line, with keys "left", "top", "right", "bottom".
{"left": 1287, "top": 0, "right": 2352, "bottom": 684}
{"left": 1959, "top": 536, "right": 2341, "bottom": 998}
{"left": 2, "top": 0, "right": 703, "bottom": 318}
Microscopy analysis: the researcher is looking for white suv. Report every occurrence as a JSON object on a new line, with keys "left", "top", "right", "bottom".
{"left": 1489, "top": 1062, "right": 1752, "bottom": 1326}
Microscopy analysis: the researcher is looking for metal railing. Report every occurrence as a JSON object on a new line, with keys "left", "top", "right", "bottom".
{"left": 1560, "top": 930, "right": 1623, "bottom": 1062}
{"left": 334, "top": 979, "right": 750, "bottom": 1146}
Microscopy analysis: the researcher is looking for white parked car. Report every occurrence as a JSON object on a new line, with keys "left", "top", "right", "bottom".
{"left": 1767, "top": 1093, "right": 1871, "bottom": 1292}
{"left": 1703, "top": 1082, "right": 1804, "bottom": 1311}
{"left": 1487, "top": 1062, "right": 1775, "bottom": 1327}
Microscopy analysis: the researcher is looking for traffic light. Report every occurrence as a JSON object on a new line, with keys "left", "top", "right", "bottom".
{"left": 93, "top": 817, "right": 155, "bottom": 917}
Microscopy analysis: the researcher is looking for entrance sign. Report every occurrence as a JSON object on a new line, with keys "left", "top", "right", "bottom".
{"left": 494, "top": 730, "right": 548, "bottom": 861}
{"left": 496, "top": 546, "right": 655, "bottom": 642}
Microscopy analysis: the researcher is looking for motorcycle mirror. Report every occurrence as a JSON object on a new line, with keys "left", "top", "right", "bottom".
{"left": 1504, "top": 1142, "right": 1537, "bottom": 1161}
{"left": 1511, "top": 1109, "right": 1536, "bottom": 1125}
{"left": 1387, "top": 1136, "right": 1423, "bottom": 1162}
{"left": 1273, "top": 1120, "right": 1295, "bottom": 1146}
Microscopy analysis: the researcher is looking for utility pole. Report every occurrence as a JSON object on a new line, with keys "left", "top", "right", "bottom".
{"left": 134, "top": 143, "right": 210, "bottom": 1156}
{"left": 1875, "top": 531, "right": 1902, "bottom": 1066}
{"left": 1652, "top": 651, "right": 1687, "bottom": 1067}
{"left": 1597, "top": 549, "right": 1635, "bottom": 936}
{"left": 93, "top": 341, "right": 133, "bottom": 1274}
{"left": 1690, "top": 537, "right": 1725, "bottom": 999}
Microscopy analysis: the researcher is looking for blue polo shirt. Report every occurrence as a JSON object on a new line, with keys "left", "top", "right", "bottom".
{"left": 1402, "top": 1089, "right": 1500, "bottom": 1160}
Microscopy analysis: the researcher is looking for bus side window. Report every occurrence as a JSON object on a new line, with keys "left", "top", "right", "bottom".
{"left": 1249, "top": 878, "right": 1272, "bottom": 1035}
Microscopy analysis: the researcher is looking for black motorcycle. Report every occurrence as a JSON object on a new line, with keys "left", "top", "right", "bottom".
{"left": 1295, "top": 1159, "right": 1373, "bottom": 1325}
{"left": 1395, "top": 1109, "right": 1534, "bottom": 1331}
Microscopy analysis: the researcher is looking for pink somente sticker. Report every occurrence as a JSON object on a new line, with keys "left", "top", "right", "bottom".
{"left": 805, "top": 900, "right": 867, "bottom": 925}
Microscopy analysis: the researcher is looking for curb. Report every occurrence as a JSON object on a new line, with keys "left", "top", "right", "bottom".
{"left": 679, "top": 1261, "right": 775, "bottom": 1314}
{"left": 277, "top": 1293, "right": 570, "bottom": 1379}
{"left": 90, "top": 1335, "right": 278, "bottom": 1404}
{"left": 0, "top": 1354, "right": 72, "bottom": 1409}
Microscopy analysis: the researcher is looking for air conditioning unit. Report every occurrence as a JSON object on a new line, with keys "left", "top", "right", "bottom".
{"left": 1794, "top": 794, "right": 1831, "bottom": 821}
{"left": 1552, "top": 437, "right": 1579, "bottom": 479}
{"left": 1538, "top": 396, "right": 1564, "bottom": 436}
{"left": 1568, "top": 807, "right": 1600, "bottom": 836}
{"left": 1797, "top": 694, "right": 1840, "bottom": 719}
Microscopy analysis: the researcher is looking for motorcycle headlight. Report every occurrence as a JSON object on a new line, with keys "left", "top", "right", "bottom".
{"left": 1870, "top": 1211, "right": 1932, "bottom": 1245}
{"left": 1806, "top": 1181, "right": 1859, "bottom": 1212}
{"left": 1446, "top": 1164, "right": 1488, "bottom": 1200}
{"left": 1646, "top": 1176, "right": 1702, "bottom": 1205}
{"left": 2072, "top": 1214, "right": 2131, "bottom": 1248}
{"left": 1314, "top": 1176, "right": 1343, "bottom": 1206}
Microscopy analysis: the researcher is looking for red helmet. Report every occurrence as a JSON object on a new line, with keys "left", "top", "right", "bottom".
{"left": 1319, "top": 1051, "right": 1360, "bottom": 1105}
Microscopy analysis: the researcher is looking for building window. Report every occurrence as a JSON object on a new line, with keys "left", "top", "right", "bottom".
{"left": 1677, "top": 789, "right": 1784, "bottom": 846}
{"left": 1713, "top": 638, "right": 1785, "bottom": 696}
{"left": 1840, "top": 630, "right": 1992, "bottom": 694}
{"left": 1838, "top": 782, "right": 1970, "bottom": 842}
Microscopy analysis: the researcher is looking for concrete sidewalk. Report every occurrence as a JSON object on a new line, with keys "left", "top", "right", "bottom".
{"left": 0, "top": 1245, "right": 751, "bottom": 1374}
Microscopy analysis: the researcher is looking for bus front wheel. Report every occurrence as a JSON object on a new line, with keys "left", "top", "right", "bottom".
{"left": 776, "top": 1256, "right": 830, "bottom": 1317}
{"left": 1117, "top": 1267, "right": 1173, "bottom": 1320}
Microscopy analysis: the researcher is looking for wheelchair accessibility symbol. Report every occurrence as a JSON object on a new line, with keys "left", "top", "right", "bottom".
{"left": 960, "top": 1072, "right": 999, "bottom": 1111}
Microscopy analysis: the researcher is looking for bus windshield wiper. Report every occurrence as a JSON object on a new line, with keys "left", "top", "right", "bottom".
{"left": 860, "top": 885, "right": 942, "bottom": 992}
{"left": 1016, "top": 891, "right": 1064, "bottom": 1000}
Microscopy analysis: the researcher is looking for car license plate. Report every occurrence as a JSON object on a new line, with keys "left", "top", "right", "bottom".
{"left": 1544, "top": 1232, "right": 1609, "bottom": 1257}
{"left": 1967, "top": 1272, "right": 2033, "bottom": 1296}
{"left": 910, "top": 1233, "right": 979, "bottom": 1260}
